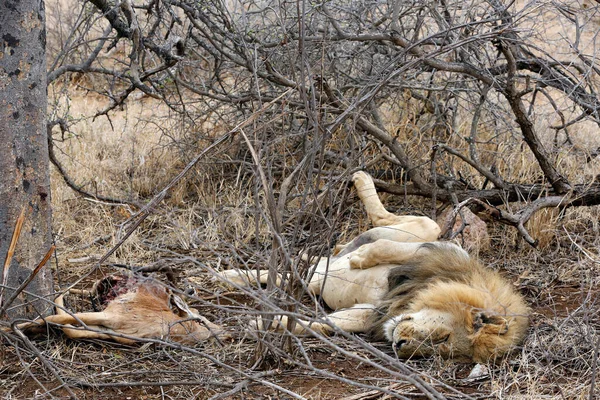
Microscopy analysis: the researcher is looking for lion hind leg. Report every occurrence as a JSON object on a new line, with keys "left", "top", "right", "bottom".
{"left": 349, "top": 240, "right": 424, "bottom": 269}
{"left": 218, "top": 269, "right": 281, "bottom": 288}
{"left": 353, "top": 171, "right": 401, "bottom": 227}
{"left": 352, "top": 172, "right": 441, "bottom": 241}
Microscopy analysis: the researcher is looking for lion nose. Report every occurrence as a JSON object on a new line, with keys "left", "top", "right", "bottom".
{"left": 393, "top": 339, "right": 407, "bottom": 353}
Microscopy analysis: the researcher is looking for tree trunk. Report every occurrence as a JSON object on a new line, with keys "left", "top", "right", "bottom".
{"left": 0, "top": 0, "right": 53, "bottom": 319}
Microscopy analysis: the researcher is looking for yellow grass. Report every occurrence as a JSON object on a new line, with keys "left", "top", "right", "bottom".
{"left": 31, "top": 0, "right": 600, "bottom": 399}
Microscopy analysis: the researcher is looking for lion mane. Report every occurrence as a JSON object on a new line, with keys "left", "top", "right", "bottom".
{"left": 368, "top": 243, "right": 530, "bottom": 362}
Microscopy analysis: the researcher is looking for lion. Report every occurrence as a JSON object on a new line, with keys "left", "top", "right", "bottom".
{"left": 220, "top": 171, "right": 529, "bottom": 362}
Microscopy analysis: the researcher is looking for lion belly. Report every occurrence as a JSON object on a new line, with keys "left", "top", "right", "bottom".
{"left": 310, "top": 257, "right": 394, "bottom": 309}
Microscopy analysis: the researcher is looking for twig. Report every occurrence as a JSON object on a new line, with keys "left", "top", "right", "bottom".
{"left": 71, "top": 380, "right": 233, "bottom": 388}
{"left": 340, "top": 383, "right": 408, "bottom": 400}
{"left": 208, "top": 380, "right": 248, "bottom": 400}
{"left": 589, "top": 334, "right": 600, "bottom": 400}
{"left": 208, "top": 370, "right": 280, "bottom": 400}
{"left": 470, "top": 195, "right": 567, "bottom": 247}
{"left": 47, "top": 120, "right": 139, "bottom": 207}
{"left": 0, "top": 246, "right": 56, "bottom": 316}
{"left": 11, "top": 325, "right": 79, "bottom": 399}
{"left": 440, "top": 198, "right": 475, "bottom": 240}
{"left": 436, "top": 144, "right": 505, "bottom": 189}
{"left": 562, "top": 227, "right": 600, "bottom": 264}
{"left": 0, "top": 208, "right": 26, "bottom": 308}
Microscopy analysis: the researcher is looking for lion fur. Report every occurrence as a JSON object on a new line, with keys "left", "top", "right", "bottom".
{"left": 369, "top": 243, "right": 529, "bottom": 361}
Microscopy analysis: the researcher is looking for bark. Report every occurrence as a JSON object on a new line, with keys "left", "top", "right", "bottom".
{"left": 0, "top": 0, "right": 53, "bottom": 319}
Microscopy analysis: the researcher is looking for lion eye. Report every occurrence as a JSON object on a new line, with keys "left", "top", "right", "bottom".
{"left": 432, "top": 333, "right": 450, "bottom": 345}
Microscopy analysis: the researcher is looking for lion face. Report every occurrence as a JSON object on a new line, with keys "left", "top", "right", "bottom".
{"left": 384, "top": 309, "right": 473, "bottom": 359}
{"left": 383, "top": 307, "right": 521, "bottom": 361}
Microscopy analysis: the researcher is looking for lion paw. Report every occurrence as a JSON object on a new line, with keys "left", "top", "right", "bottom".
{"left": 249, "top": 315, "right": 289, "bottom": 332}
{"left": 216, "top": 270, "right": 250, "bottom": 287}
{"left": 352, "top": 171, "right": 374, "bottom": 191}
{"left": 348, "top": 245, "right": 376, "bottom": 269}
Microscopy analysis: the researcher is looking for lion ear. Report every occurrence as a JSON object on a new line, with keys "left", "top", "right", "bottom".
{"left": 473, "top": 312, "right": 509, "bottom": 335}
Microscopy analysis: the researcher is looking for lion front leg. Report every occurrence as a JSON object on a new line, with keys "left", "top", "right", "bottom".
{"left": 349, "top": 240, "right": 424, "bottom": 269}
{"left": 257, "top": 304, "right": 376, "bottom": 335}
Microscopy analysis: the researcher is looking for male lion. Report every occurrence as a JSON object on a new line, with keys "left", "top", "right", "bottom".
{"left": 221, "top": 172, "right": 529, "bottom": 362}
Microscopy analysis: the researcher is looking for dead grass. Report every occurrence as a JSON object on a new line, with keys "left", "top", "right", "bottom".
{"left": 4, "top": 1, "right": 600, "bottom": 397}
{"left": 27, "top": 77, "right": 600, "bottom": 398}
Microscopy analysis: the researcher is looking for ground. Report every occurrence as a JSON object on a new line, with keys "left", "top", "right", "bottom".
{"left": 2, "top": 221, "right": 599, "bottom": 399}
{"left": 3, "top": 105, "right": 599, "bottom": 397}
{"left": 4, "top": 4, "right": 600, "bottom": 392}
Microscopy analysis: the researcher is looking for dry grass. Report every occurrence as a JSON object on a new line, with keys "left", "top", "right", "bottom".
{"left": 3, "top": 1, "right": 600, "bottom": 398}
{"left": 9, "top": 65, "right": 593, "bottom": 398}
{"left": 7, "top": 88, "right": 596, "bottom": 398}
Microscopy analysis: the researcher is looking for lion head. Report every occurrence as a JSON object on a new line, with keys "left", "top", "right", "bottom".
{"left": 382, "top": 279, "right": 529, "bottom": 362}
{"left": 368, "top": 243, "right": 529, "bottom": 362}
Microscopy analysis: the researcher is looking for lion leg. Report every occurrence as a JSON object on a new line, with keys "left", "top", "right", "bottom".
{"left": 353, "top": 171, "right": 404, "bottom": 227}
{"left": 221, "top": 267, "right": 323, "bottom": 296}
{"left": 352, "top": 172, "right": 440, "bottom": 242}
{"left": 349, "top": 241, "right": 467, "bottom": 269}
{"left": 332, "top": 244, "right": 347, "bottom": 256}
{"left": 349, "top": 240, "right": 425, "bottom": 269}
{"left": 264, "top": 304, "right": 376, "bottom": 335}
{"left": 324, "top": 304, "right": 377, "bottom": 333}
{"left": 300, "top": 252, "right": 327, "bottom": 265}
{"left": 218, "top": 269, "right": 282, "bottom": 288}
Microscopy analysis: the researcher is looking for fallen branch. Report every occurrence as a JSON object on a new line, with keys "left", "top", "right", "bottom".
{"left": 470, "top": 196, "right": 566, "bottom": 247}
{"left": 374, "top": 180, "right": 600, "bottom": 208}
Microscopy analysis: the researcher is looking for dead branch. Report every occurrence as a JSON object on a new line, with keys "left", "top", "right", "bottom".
{"left": 0, "top": 208, "right": 25, "bottom": 308}
{"left": 47, "top": 120, "right": 140, "bottom": 207}
{"left": 0, "top": 246, "right": 55, "bottom": 317}
{"left": 436, "top": 144, "right": 505, "bottom": 189}
{"left": 498, "top": 43, "right": 572, "bottom": 195}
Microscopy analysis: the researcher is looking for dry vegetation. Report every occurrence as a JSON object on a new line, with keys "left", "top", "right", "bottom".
{"left": 3, "top": 0, "right": 600, "bottom": 398}
{"left": 3, "top": 83, "right": 597, "bottom": 400}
